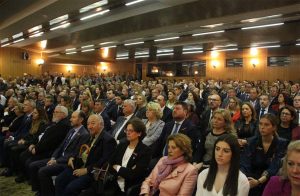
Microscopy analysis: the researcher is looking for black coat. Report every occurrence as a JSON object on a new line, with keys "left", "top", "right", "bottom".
{"left": 161, "top": 106, "right": 173, "bottom": 123}
{"left": 34, "top": 118, "right": 71, "bottom": 157}
{"left": 85, "top": 130, "right": 117, "bottom": 174}
{"left": 109, "top": 141, "right": 151, "bottom": 192}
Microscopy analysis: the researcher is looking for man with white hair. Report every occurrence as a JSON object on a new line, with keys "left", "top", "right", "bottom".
{"left": 110, "top": 99, "right": 136, "bottom": 144}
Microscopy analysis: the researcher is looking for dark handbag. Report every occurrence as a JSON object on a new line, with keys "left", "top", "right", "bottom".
{"left": 92, "top": 163, "right": 115, "bottom": 194}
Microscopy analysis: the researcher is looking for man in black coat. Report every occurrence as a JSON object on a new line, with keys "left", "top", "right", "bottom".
{"left": 108, "top": 94, "right": 125, "bottom": 122}
{"left": 93, "top": 99, "right": 111, "bottom": 132}
{"left": 156, "top": 95, "right": 172, "bottom": 123}
{"left": 55, "top": 114, "right": 117, "bottom": 196}
{"left": 28, "top": 111, "right": 89, "bottom": 195}
{"left": 256, "top": 93, "right": 277, "bottom": 119}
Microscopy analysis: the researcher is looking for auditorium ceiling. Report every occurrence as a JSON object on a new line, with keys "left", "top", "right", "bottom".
{"left": 0, "top": 0, "right": 300, "bottom": 63}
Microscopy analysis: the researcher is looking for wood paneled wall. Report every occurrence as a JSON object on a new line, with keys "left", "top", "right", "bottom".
{"left": 41, "top": 61, "right": 135, "bottom": 76}
{"left": 0, "top": 47, "right": 41, "bottom": 78}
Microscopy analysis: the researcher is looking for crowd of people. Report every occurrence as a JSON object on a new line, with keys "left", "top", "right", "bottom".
{"left": 0, "top": 71, "right": 299, "bottom": 196}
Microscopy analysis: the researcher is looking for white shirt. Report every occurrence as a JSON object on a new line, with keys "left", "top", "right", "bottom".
{"left": 116, "top": 147, "right": 135, "bottom": 192}
{"left": 196, "top": 168, "right": 249, "bottom": 196}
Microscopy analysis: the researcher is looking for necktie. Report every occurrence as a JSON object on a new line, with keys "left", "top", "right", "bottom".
{"left": 260, "top": 109, "right": 265, "bottom": 119}
{"left": 63, "top": 129, "right": 75, "bottom": 151}
{"left": 172, "top": 123, "right": 180, "bottom": 134}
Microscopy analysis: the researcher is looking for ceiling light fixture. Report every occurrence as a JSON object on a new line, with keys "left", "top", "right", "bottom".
{"left": 99, "top": 41, "right": 115, "bottom": 45}
{"left": 125, "top": 0, "right": 146, "bottom": 6}
{"left": 157, "top": 53, "right": 173, "bottom": 56}
{"left": 13, "top": 38, "right": 24, "bottom": 43}
{"left": 183, "top": 47, "right": 203, "bottom": 51}
{"left": 66, "top": 48, "right": 76, "bottom": 51}
{"left": 1, "top": 43, "right": 10, "bottom": 47}
{"left": 116, "top": 57, "right": 129, "bottom": 60}
{"left": 82, "top": 49, "right": 95, "bottom": 52}
{"left": 104, "top": 45, "right": 116, "bottom": 49}
{"left": 241, "top": 14, "right": 282, "bottom": 23}
{"left": 124, "top": 41, "right": 144, "bottom": 46}
{"left": 296, "top": 43, "right": 300, "bottom": 46}
{"left": 66, "top": 52, "right": 77, "bottom": 55}
{"left": 29, "top": 31, "right": 44, "bottom": 38}
{"left": 214, "top": 48, "right": 238, "bottom": 52}
{"left": 135, "top": 55, "right": 149, "bottom": 58}
{"left": 255, "top": 45, "right": 280, "bottom": 49}
{"left": 200, "top": 23, "right": 224, "bottom": 28}
{"left": 81, "top": 45, "right": 94, "bottom": 48}
{"left": 182, "top": 50, "right": 203, "bottom": 54}
{"left": 192, "top": 30, "right": 224, "bottom": 36}
{"left": 242, "top": 22, "right": 284, "bottom": 30}
{"left": 1, "top": 38, "right": 9, "bottom": 43}
{"left": 50, "top": 14, "right": 69, "bottom": 26}
{"left": 79, "top": 0, "right": 108, "bottom": 13}
{"left": 50, "top": 22, "right": 70, "bottom": 31}
{"left": 80, "top": 9, "right": 110, "bottom": 21}
{"left": 154, "top": 36, "right": 179, "bottom": 42}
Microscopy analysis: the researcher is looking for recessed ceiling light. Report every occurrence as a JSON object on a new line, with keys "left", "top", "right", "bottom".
{"left": 80, "top": 9, "right": 110, "bottom": 21}
{"left": 154, "top": 37, "right": 179, "bottom": 42}
{"left": 124, "top": 41, "right": 144, "bottom": 46}
{"left": 242, "top": 23, "right": 284, "bottom": 30}
{"left": 125, "top": 0, "right": 146, "bottom": 6}
{"left": 82, "top": 48, "right": 95, "bottom": 52}
{"left": 50, "top": 14, "right": 69, "bottom": 26}
{"left": 66, "top": 52, "right": 77, "bottom": 55}
{"left": 50, "top": 22, "right": 70, "bottom": 31}
{"left": 200, "top": 23, "right": 224, "bottom": 28}
{"left": 79, "top": 0, "right": 108, "bottom": 13}
{"left": 192, "top": 30, "right": 224, "bottom": 36}
{"left": 157, "top": 53, "right": 173, "bottom": 56}
{"left": 81, "top": 45, "right": 94, "bottom": 49}
{"left": 241, "top": 14, "right": 282, "bottom": 23}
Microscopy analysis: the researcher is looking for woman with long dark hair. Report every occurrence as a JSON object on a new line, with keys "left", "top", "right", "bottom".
{"left": 277, "top": 105, "right": 297, "bottom": 142}
{"left": 196, "top": 134, "right": 249, "bottom": 196}
{"left": 240, "top": 113, "right": 288, "bottom": 195}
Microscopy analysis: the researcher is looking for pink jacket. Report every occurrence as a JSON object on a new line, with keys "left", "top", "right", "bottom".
{"left": 140, "top": 157, "right": 198, "bottom": 196}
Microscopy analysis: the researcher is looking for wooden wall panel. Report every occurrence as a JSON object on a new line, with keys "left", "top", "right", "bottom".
{"left": 0, "top": 47, "right": 41, "bottom": 78}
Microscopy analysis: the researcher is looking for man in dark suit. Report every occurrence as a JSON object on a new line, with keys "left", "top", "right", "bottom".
{"left": 257, "top": 93, "right": 277, "bottom": 119}
{"left": 174, "top": 85, "right": 188, "bottom": 101}
{"left": 248, "top": 87, "right": 260, "bottom": 112}
{"left": 70, "top": 89, "right": 80, "bottom": 111}
{"left": 110, "top": 99, "right": 135, "bottom": 144}
{"left": 93, "top": 99, "right": 111, "bottom": 131}
{"left": 55, "top": 114, "right": 117, "bottom": 196}
{"left": 199, "top": 94, "right": 222, "bottom": 135}
{"left": 269, "top": 85, "right": 279, "bottom": 107}
{"left": 44, "top": 95, "right": 55, "bottom": 122}
{"left": 108, "top": 94, "right": 125, "bottom": 122}
{"left": 156, "top": 95, "right": 172, "bottom": 123}
{"left": 104, "top": 89, "right": 116, "bottom": 115}
{"left": 153, "top": 101, "right": 200, "bottom": 162}
{"left": 28, "top": 111, "right": 89, "bottom": 195}
{"left": 17, "top": 106, "right": 71, "bottom": 182}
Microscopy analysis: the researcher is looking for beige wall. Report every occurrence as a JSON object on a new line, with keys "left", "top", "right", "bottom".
{"left": 0, "top": 47, "right": 41, "bottom": 78}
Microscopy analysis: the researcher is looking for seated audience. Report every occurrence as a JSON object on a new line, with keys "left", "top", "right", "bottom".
{"left": 240, "top": 113, "right": 288, "bottom": 195}
{"left": 196, "top": 134, "right": 250, "bottom": 196}
{"left": 263, "top": 140, "right": 300, "bottom": 196}
{"left": 227, "top": 97, "right": 241, "bottom": 123}
{"left": 140, "top": 133, "right": 197, "bottom": 196}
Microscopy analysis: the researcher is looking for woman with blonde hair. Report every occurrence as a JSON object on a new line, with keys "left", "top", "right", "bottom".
{"left": 195, "top": 109, "right": 235, "bottom": 170}
{"left": 142, "top": 102, "right": 165, "bottom": 148}
{"left": 263, "top": 140, "right": 300, "bottom": 196}
{"left": 140, "top": 133, "right": 198, "bottom": 196}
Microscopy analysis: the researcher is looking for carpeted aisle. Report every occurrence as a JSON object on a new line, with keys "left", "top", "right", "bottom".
{"left": 0, "top": 168, "right": 34, "bottom": 196}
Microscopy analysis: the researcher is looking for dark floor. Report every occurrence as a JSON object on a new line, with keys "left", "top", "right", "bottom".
{"left": 0, "top": 168, "right": 34, "bottom": 196}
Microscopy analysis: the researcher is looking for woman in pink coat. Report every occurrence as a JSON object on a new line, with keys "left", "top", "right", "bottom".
{"left": 140, "top": 133, "right": 197, "bottom": 196}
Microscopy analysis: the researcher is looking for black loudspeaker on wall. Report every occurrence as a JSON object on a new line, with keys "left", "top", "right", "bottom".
{"left": 22, "top": 51, "right": 29, "bottom": 60}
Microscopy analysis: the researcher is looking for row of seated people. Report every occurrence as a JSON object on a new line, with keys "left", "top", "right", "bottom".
{"left": 0, "top": 96, "right": 299, "bottom": 195}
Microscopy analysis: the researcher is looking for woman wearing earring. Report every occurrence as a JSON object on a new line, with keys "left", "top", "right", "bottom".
{"left": 196, "top": 134, "right": 249, "bottom": 196}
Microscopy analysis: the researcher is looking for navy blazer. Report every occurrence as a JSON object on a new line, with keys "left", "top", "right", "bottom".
{"left": 240, "top": 135, "right": 288, "bottom": 179}
{"left": 52, "top": 126, "right": 89, "bottom": 164}
{"left": 85, "top": 130, "right": 117, "bottom": 174}
{"left": 162, "top": 106, "right": 173, "bottom": 123}
{"left": 13, "top": 114, "right": 32, "bottom": 140}
{"left": 109, "top": 141, "right": 152, "bottom": 192}
{"left": 100, "top": 111, "right": 112, "bottom": 132}
{"left": 153, "top": 119, "right": 200, "bottom": 162}
{"left": 107, "top": 104, "right": 124, "bottom": 122}
{"left": 111, "top": 115, "right": 135, "bottom": 143}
